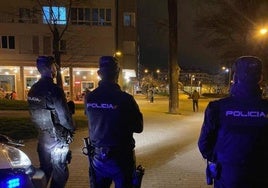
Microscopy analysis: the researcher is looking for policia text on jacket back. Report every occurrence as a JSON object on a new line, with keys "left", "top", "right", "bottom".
{"left": 198, "top": 56, "right": 268, "bottom": 188}
{"left": 84, "top": 56, "right": 144, "bottom": 188}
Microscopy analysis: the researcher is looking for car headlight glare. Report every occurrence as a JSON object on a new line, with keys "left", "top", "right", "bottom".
{"left": 2, "top": 145, "right": 32, "bottom": 169}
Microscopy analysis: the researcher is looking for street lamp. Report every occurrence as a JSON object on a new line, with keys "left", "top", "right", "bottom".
{"left": 144, "top": 69, "right": 148, "bottom": 74}
{"left": 260, "top": 28, "right": 268, "bottom": 35}
{"left": 156, "top": 69, "right": 160, "bottom": 80}
{"left": 114, "top": 51, "right": 122, "bottom": 57}
{"left": 257, "top": 27, "right": 268, "bottom": 88}
{"left": 222, "top": 66, "right": 232, "bottom": 87}
{"left": 113, "top": 51, "right": 123, "bottom": 86}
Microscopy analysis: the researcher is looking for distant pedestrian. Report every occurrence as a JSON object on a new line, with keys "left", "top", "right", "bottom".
{"left": 5, "top": 93, "right": 11, "bottom": 99}
{"left": 10, "top": 90, "right": 17, "bottom": 100}
{"left": 148, "top": 87, "right": 154, "bottom": 103}
{"left": 191, "top": 90, "right": 200, "bottom": 112}
{"left": 0, "top": 88, "right": 5, "bottom": 99}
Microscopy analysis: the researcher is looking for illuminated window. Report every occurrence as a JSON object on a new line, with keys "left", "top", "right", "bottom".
{"left": 0, "top": 74, "right": 16, "bottom": 92}
{"left": 43, "top": 6, "right": 67, "bottom": 25}
{"left": 1, "top": 36, "right": 15, "bottom": 49}
{"left": 71, "top": 7, "right": 111, "bottom": 26}
{"left": 124, "top": 12, "right": 135, "bottom": 27}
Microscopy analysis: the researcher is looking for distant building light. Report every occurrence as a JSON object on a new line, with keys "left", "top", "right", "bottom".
{"left": 260, "top": 28, "right": 268, "bottom": 35}
{"left": 43, "top": 6, "right": 67, "bottom": 25}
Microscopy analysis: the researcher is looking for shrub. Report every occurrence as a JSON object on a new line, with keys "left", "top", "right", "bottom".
{"left": 202, "top": 93, "right": 229, "bottom": 98}
{"left": 0, "top": 117, "right": 37, "bottom": 139}
{"left": 0, "top": 99, "right": 29, "bottom": 110}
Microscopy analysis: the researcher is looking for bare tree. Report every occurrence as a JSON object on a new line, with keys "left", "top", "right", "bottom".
{"left": 168, "top": 0, "right": 179, "bottom": 114}
{"left": 194, "top": 0, "right": 268, "bottom": 81}
{"left": 37, "top": 0, "right": 73, "bottom": 87}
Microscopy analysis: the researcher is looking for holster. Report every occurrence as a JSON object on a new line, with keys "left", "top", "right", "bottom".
{"left": 66, "top": 150, "right": 72, "bottom": 164}
{"left": 54, "top": 124, "right": 73, "bottom": 144}
{"left": 206, "top": 160, "right": 220, "bottom": 185}
{"left": 82, "top": 137, "right": 94, "bottom": 157}
{"left": 133, "top": 165, "right": 145, "bottom": 188}
{"left": 82, "top": 137, "right": 96, "bottom": 187}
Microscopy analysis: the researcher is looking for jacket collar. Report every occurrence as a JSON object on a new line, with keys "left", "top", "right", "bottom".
{"left": 230, "top": 82, "right": 262, "bottom": 99}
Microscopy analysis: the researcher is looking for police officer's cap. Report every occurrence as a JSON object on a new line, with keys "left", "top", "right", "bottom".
{"left": 99, "top": 56, "right": 119, "bottom": 72}
{"left": 233, "top": 56, "right": 262, "bottom": 83}
{"left": 36, "top": 56, "right": 55, "bottom": 70}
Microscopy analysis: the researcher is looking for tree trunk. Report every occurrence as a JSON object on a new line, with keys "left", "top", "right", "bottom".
{"left": 53, "top": 26, "right": 63, "bottom": 88}
{"left": 168, "top": 0, "right": 179, "bottom": 114}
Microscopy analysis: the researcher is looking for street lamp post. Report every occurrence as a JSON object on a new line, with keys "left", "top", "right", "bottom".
{"left": 156, "top": 69, "right": 160, "bottom": 80}
{"left": 222, "top": 66, "right": 232, "bottom": 88}
{"left": 259, "top": 27, "right": 268, "bottom": 96}
{"left": 114, "top": 51, "right": 123, "bottom": 86}
{"left": 190, "top": 75, "right": 195, "bottom": 93}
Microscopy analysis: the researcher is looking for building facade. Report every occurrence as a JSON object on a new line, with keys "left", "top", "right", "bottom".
{"left": 0, "top": 0, "right": 138, "bottom": 100}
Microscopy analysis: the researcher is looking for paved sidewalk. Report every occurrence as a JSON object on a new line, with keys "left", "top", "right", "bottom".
{"left": 23, "top": 94, "right": 214, "bottom": 188}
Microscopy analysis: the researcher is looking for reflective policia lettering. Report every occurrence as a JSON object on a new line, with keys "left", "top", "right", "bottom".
{"left": 27, "top": 96, "right": 41, "bottom": 102}
{"left": 87, "top": 102, "right": 117, "bottom": 109}
{"left": 226, "top": 110, "right": 268, "bottom": 118}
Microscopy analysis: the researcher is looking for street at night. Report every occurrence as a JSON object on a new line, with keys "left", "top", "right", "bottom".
{"left": 22, "top": 93, "right": 214, "bottom": 188}
{"left": 1, "top": 1, "right": 268, "bottom": 188}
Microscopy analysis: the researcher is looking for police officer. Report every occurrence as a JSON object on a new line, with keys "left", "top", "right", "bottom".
{"left": 27, "top": 56, "right": 75, "bottom": 188}
{"left": 85, "top": 56, "right": 143, "bottom": 188}
{"left": 198, "top": 56, "right": 268, "bottom": 188}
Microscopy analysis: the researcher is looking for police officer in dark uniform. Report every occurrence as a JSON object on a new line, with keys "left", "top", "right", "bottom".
{"left": 27, "top": 56, "right": 75, "bottom": 188}
{"left": 198, "top": 56, "right": 268, "bottom": 188}
{"left": 84, "top": 56, "right": 143, "bottom": 188}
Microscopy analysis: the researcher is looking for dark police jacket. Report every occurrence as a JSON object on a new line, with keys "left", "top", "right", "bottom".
{"left": 27, "top": 77, "right": 74, "bottom": 133}
{"left": 198, "top": 83, "right": 268, "bottom": 167}
{"left": 85, "top": 81, "right": 143, "bottom": 150}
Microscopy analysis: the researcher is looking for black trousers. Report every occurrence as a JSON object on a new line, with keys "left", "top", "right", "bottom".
{"left": 193, "top": 100, "right": 198, "bottom": 112}
{"left": 89, "top": 149, "right": 135, "bottom": 188}
{"left": 38, "top": 132, "right": 69, "bottom": 188}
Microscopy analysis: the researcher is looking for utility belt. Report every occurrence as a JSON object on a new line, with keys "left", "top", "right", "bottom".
{"left": 82, "top": 138, "right": 145, "bottom": 188}
{"left": 38, "top": 128, "right": 54, "bottom": 134}
{"left": 94, "top": 147, "right": 115, "bottom": 160}
{"left": 38, "top": 126, "right": 73, "bottom": 144}
{"left": 82, "top": 138, "right": 133, "bottom": 159}
{"left": 94, "top": 146, "right": 133, "bottom": 160}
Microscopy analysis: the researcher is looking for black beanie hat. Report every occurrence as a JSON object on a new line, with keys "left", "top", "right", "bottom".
{"left": 99, "top": 56, "right": 119, "bottom": 72}
{"left": 36, "top": 56, "right": 55, "bottom": 72}
{"left": 232, "top": 56, "right": 262, "bottom": 83}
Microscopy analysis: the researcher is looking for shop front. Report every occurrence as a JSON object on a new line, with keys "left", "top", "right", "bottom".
{"left": 0, "top": 66, "right": 99, "bottom": 101}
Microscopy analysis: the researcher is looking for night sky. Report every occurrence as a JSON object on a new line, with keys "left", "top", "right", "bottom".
{"left": 138, "top": 0, "right": 219, "bottom": 74}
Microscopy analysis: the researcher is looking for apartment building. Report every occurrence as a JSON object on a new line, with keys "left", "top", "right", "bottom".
{"left": 0, "top": 0, "right": 138, "bottom": 100}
